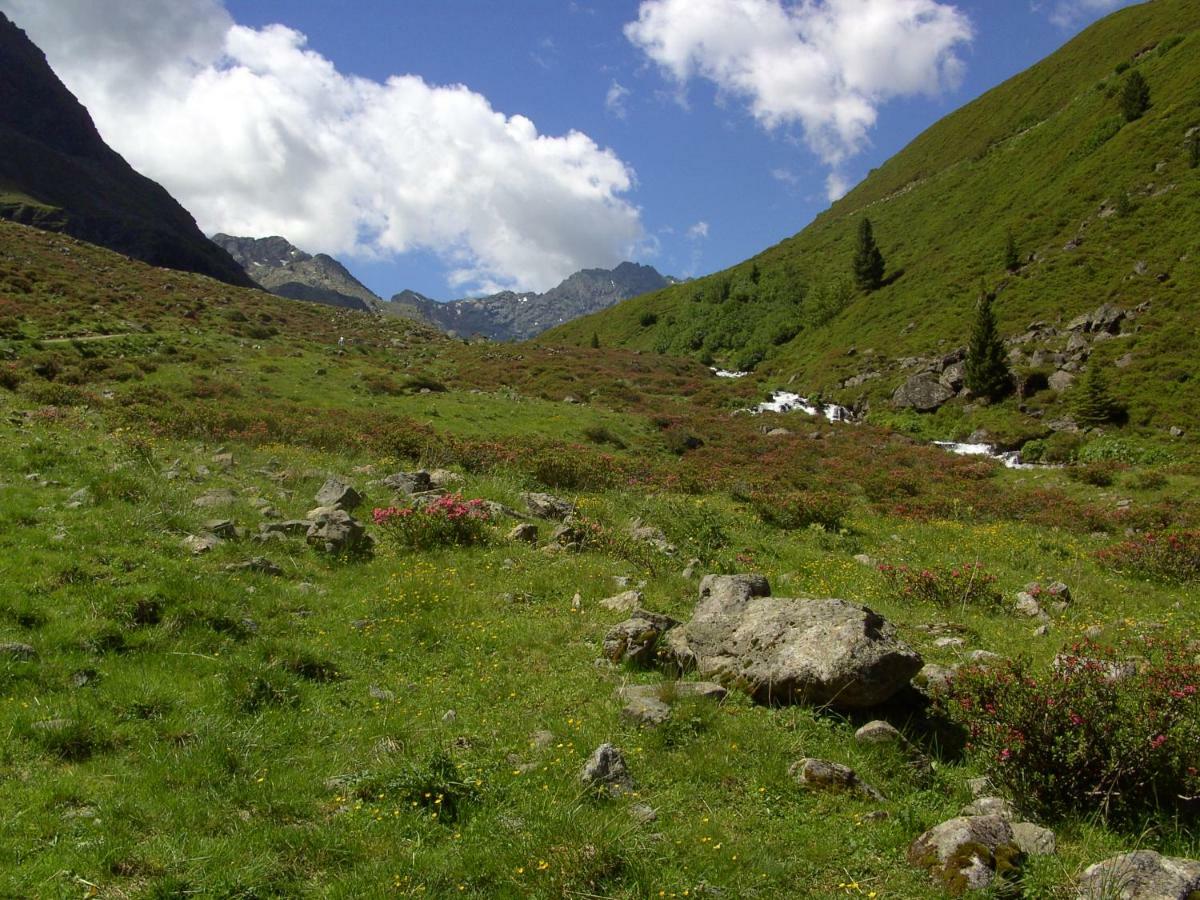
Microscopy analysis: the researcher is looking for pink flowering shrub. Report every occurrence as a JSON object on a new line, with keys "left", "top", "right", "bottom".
{"left": 877, "top": 562, "right": 1001, "bottom": 607}
{"left": 1095, "top": 530, "right": 1200, "bottom": 583}
{"left": 372, "top": 494, "right": 490, "bottom": 549}
{"left": 941, "top": 638, "right": 1200, "bottom": 822}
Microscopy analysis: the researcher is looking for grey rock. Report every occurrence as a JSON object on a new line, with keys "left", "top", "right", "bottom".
{"left": 1014, "top": 592, "right": 1045, "bottom": 619}
{"left": 315, "top": 478, "right": 361, "bottom": 511}
{"left": 368, "top": 685, "right": 395, "bottom": 702}
{"left": 600, "top": 590, "right": 644, "bottom": 612}
{"left": 259, "top": 519, "right": 311, "bottom": 537}
{"left": 1068, "top": 303, "right": 1126, "bottom": 335}
{"left": 65, "top": 488, "right": 92, "bottom": 509}
{"left": 961, "top": 796, "right": 1018, "bottom": 820}
{"left": 854, "top": 720, "right": 903, "bottom": 745}
{"left": 630, "top": 803, "right": 658, "bottom": 825}
{"left": 663, "top": 575, "right": 922, "bottom": 709}
{"left": 628, "top": 519, "right": 677, "bottom": 555}
{"left": 204, "top": 519, "right": 239, "bottom": 539}
{"left": 1012, "top": 822, "right": 1056, "bottom": 857}
{"left": 224, "top": 557, "right": 283, "bottom": 576}
{"left": 1049, "top": 370, "right": 1077, "bottom": 393}
{"left": 939, "top": 362, "right": 966, "bottom": 392}
{"left": 1169, "top": 426, "right": 1185, "bottom": 439}
{"left": 603, "top": 611, "right": 680, "bottom": 667}
{"left": 619, "top": 687, "right": 671, "bottom": 726}
{"left": 789, "top": 758, "right": 885, "bottom": 801}
{"left": 507, "top": 523, "right": 539, "bottom": 544}
{"left": 1033, "top": 624, "right": 1051, "bottom": 637}
{"left": 0, "top": 642, "right": 36, "bottom": 660}
{"left": 183, "top": 533, "right": 222, "bottom": 555}
{"left": 193, "top": 488, "right": 237, "bottom": 508}
{"left": 853, "top": 554, "right": 879, "bottom": 568}
{"left": 907, "top": 815, "right": 1021, "bottom": 893}
{"left": 913, "top": 663, "right": 958, "bottom": 695}
{"left": 892, "top": 374, "right": 954, "bottom": 412}
{"left": 382, "top": 470, "right": 433, "bottom": 495}
{"left": 934, "top": 637, "right": 966, "bottom": 649}
{"left": 579, "top": 743, "right": 633, "bottom": 794}
{"left": 521, "top": 491, "right": 574, "bottom": 521}
{"left": 968, "top": 776, "right": 994, "bottom": 798}
{"left": 1077, "top": 850, "right": 1200, "bottom": 899}
{"left": 307, "top": 508, "right": 372, "bottom": 555}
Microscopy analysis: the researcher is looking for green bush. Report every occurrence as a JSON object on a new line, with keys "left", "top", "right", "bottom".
{"left": 941, "top": 639, "right": 1200, "bottom": 823}
{"left": 1095, "top": 530, "right": 1200, "bottom": 582}
{"left": 1066, "top": 462, "right": 1118, "bottom": 487}
{"left": 877, "top": 561, "right": 1001, "bottom": 607}
{"left": 373, "top": 495, "right": 491, "bottom": 550}
{"left": 1120, "top": 70, "right": 1150, "bottom": 122}
{"left": 750, "top": 490, "right": 849, "bottom": 531}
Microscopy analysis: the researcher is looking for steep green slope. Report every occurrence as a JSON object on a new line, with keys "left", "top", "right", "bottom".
{"left": 547, "top": 0, "right": 1200, "bottom": 440}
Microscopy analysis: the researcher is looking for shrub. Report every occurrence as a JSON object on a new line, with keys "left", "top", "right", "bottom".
{"left": 750, "top": 490, "right": 849, "bottom": 531}
{"left": 941, "top": 640, "right": 1200, "bottom": 823}
{"left": 581, "top": 425, "right": 627, "bottom": 449}
{"left": 1120, "top": 70, "right": 1150, "bottom": 121}
{"left": 663, "top": 427, "right": 704, "bottom": 455}
{"left": 0, "top": 362, "right": 21, "bottom": 391}
{"left": 639, "top": 311, "right": 658, "bottom": 327}
{"left": 1066, "top": 462, "right": 1118, "bottom": 487}
{"left": 877, "top": 562, "right": 1001, "bottom": 607}
{"left": 1095, "top": 530, "right": 1200, "bottom": 582}
{"left": 373, "top": 494, "right": 490, "bottom": 550}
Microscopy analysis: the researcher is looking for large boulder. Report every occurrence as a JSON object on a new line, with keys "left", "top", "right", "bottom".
{"left": 579, "top": 743, "right": 633, "bottom": 795}
{"left": 892, "top": 375, "right": 954, "bottom": 412}
{"left": 521, "top": 491, "right": 574, "bottom": 521}
{"left": 1076, "top": 851, "right": 1200, "bottom": 899}
{"left": 382, "top": 471, "right": 433, "bottom": 495}
{"left": 663, "top": 575, "right": 922, "bottom": 709}
{"left": 1068, "top": 303, "right": 1126, "bottom": 335}
{"left": 788, "top": 758, "right": 884, "bottom": 801}
{"left": 908, "top": 815, "right": 1023, "bottom": 894}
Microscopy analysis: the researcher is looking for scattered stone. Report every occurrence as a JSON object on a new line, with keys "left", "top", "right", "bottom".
{"left": 368, "top": 685, "right": 395, "bottom": 702}
{"left": 530, "top": 730, "right": 555, "bottom": 750}
{"left": 521, "top": 491, "right": 574, "bottom": 521}
{"left": 259, "top": 520, "right": 311, "bottom": 538}
{"left": 853, "top": 553, "right": 879, "bottom": 568}
{"left": 224, "top": 557, "right": 283, "bottom": 576}
{"left": 664, "top": 575, "right": 922, "bottom": 709}
{"left": 965, "top": 650, "right": 1005, "bottom": 666}
{"left": 1077, "top": 851, "right": 1200, "bottom": 899}
{"left": 0, "top": 642, "right": 36, "bottom": 660}
{"left": 579, "top": 743, "right": 633, "bottom": 795}
{"left": 934, "top": 637, "right": 966, "bottom": 649}
{"left": 548, "top": 521, "right": 587, "bottom": 551}
{"left": 892, "top": 374, "right": 955, "bottom": 412}
{"left": 428, "top": 469, "right": 463, "bottom": 489}
{"left": 183, "top": 533, "right": 222, "bottom": 555}
{"left": 212, "top": 452, "right": 235, "bottom": 469}
{"left": 1068, "top": 303, "right": 1126, "bottom": 335}
{"left": 854, "top": 720, "right": 903, "bottom": 745}
{"left": 630, "top": 803, "right": 658, "bottom": 825}
{"left": 442, "top": 709, "right": 457, "bottom": 724}
{"left": 1028, "top": 581, "right": 1071, "bottom": 605}
{"left": 1033, "top": 624, "right": 1051, "bottom": 637}
{"left": 789, "top": 758, "right": 885, "bottom": 801}
{"left": 507, "top": 523, "right": 539, "bottom": 544}
{"left": 1014, "top": 592, "right": 1046, "bottom": 619}
{"left": 64, "top": 488, "right": 92, "bottom": 509}
{"left": 1169, "top": 426, "right": 1185, "bottom": 439}
{"left": 682, "top": 558, "right": 701, "bottom": 579}
{"left": 961, "top": 796, "right": 1018, "bottom": 820}
{"left": 967, "top": 776, "right": 994, "bottom": 798}
{"left": 913, "top": 663, "right": 958, "bottom": 696}
{"left": 204, "top": 519, "right": 239, "bottom": 540}
{"left": 603, "top": 611, "right": 680, "bottom": 667}
{"left": 1012, "top": 822, "right": 1056, "bottom": 857}
{"left": 193, "top": 488, "right": 237, "bottom": 508}
{"left": 382, "top": 471, "right": 433, "bottom": 495}
{"left": 766, "top": 427, "right": 792, "bottom": 437}
{"left": 908, "top": 816, "right": 1023, "bottom": 894}
{"left": 307, "top": 508, "right": 372, "bottom": 555}
{"left": 618, "top": 682, "right": 726, "bottom": 726}
{"left": 315, "top": 478, "right": 362, "bottom": 511}
{"left": 600, "top": 590, "right": 643, "bottom": 612}
{"left": 628, "top": 519, "right": 677, "bottom": 555}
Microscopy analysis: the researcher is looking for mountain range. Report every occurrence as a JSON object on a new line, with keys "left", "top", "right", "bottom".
{"left": 213, "top": 230, "right": 673, "bottom": 341}
{"left": 0, "top": 12, "right": 253, "bottom": 289}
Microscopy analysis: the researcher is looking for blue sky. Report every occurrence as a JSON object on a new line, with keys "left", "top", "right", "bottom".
{"left": 3, "top": 0, "right": 1141, "bottom": 299}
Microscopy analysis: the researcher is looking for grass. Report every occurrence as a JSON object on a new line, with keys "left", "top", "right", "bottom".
{"left": 0, "top": 216, "right": 1197, "bottom": 895}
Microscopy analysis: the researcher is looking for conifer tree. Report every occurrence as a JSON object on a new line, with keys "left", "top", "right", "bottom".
{"left": 1003, "top": 230, "right": 1020, "bottom": 272}
{"left": 1074, "top": 363, "right": 1123, "bottom": 427}
{"left": 589, "top": 332, "right": 600, "bottom": 349}
{"left": 964, "top": 287, "right": 1012, "bottom": 401}
{"left": 853, "top": 218, "right": 885, "bottom": 291}
{"left": 1120, "top": 70, "right": 1150, "bottom": 122}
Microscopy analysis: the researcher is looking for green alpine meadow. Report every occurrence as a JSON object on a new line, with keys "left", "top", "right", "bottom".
{"left": 1, "top": 1, "right": 1199, "bottom": 898}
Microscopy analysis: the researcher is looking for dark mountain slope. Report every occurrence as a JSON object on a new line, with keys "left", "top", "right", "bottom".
{"left": 547, "top": 0, "right": 1200, "bottom": 439}
{"left": 0, "top": 11, "right": 254, "bottom": 288}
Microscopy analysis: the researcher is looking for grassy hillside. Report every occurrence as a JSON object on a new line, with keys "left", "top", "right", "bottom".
{"left": 1, "top": 219, "right": 1200, "bottom": 896}
{"left": 546, "top": 0, "right": 1200, "bottom": 444}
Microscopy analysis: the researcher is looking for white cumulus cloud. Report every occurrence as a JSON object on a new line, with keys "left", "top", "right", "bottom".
{"left": 1033, "top": 0, "right": 1138, "bottom": 28}
{"left": 0, "top": 0, "right": 643, "bottom": 293}
{"left": 625, "top": 0, "right": 972, "bottom": 191}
